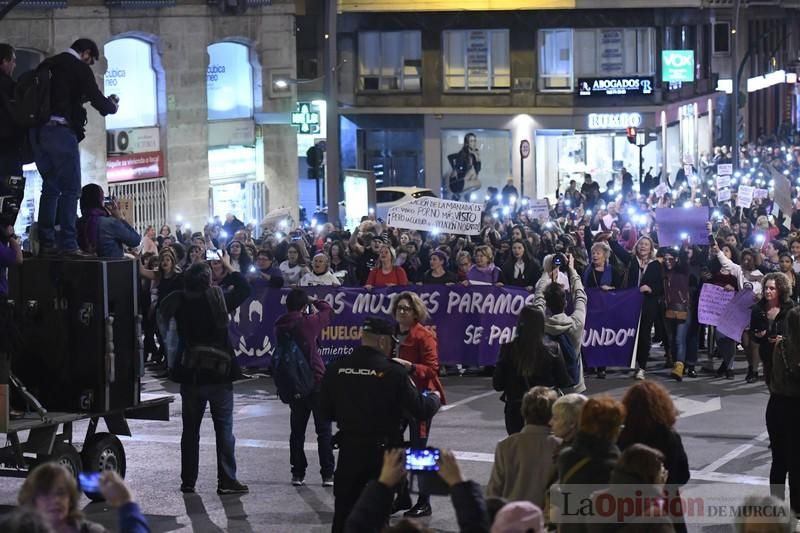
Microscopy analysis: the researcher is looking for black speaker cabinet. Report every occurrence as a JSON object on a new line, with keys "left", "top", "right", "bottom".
{"left": 8, "top": 257, "right": 141, "bottom": 413}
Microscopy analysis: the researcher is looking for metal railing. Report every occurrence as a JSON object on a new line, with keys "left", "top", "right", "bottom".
{"left": 107, "top": 177, "right": 168, "bottom": 236}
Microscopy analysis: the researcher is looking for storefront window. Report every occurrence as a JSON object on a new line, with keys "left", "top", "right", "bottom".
{"left": 104, "top": 38, "right": 158, "bottom": 129}
{"left": 358, "top": 31, "right": 421, "bottom": 92}
{"left": 207, "top": 42, "right": 254, "bottom": 121}
{"left": 535, "top": 131, "right": 652, "bottom": 198}
{"left": 443, "top": 30, "right": 510, "bottom": 91}
{"left": 440, "top": 129, "right": 511, "bottom": 200}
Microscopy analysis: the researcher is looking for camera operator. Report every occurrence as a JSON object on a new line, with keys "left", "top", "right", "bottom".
{"left": 76, "top": 184, "right": 141, "bottom": 257}
{"left": 320, "top": 317, "right": 441, "bottom": 533}
{"left": 533, "top": 253, "right": 587, "bottom": 394}
{"left": 0, "top": 223, "right": 22, "bottom": 297}
{"left": 158, "top": 261, "right": 251, "bottom": 495}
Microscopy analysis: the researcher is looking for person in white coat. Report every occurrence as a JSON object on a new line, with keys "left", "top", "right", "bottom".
{"left": 300, "top": 253, "right": 342, "bottom": 287}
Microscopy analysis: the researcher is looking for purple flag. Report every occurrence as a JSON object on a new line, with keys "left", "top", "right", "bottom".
{"left": 581, "top": 288, "right": 643, "bottom": 368}
{"left": 656, "top": 207, "right": 710, "bottom": 247}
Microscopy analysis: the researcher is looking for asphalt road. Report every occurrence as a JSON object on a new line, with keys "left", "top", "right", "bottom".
{"left": 0, "top": 349, "right": 781, "bottom": 532}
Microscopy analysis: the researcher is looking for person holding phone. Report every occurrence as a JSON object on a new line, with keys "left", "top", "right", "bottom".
{"left": 76, "top": 183, "right": 141, "bottom": 258}
{"left": 274, "top": 288, "right": 334, "bottom": 488}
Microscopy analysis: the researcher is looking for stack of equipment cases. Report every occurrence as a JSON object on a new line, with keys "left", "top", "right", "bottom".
{"left": 8, "top": 257, "right": 142, "bottom": 413}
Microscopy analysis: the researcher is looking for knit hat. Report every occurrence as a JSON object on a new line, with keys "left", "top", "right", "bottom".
{"left": 431, "top": 250, "right": 448, "bottom": 263}
{"left": 490, "top": 501, "right": 544, "bottom": 533}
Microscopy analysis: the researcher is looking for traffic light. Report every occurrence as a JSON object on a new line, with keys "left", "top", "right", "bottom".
{"left": 626, "top": 127, "right": 637, "bottom": 145}
{"left": 306, "top": 144, "right": 324, "bottom": 180}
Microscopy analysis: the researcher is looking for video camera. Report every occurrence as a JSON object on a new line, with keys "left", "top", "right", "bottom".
{"left": 0, "top": 176, "right": 25, "bottom": 227}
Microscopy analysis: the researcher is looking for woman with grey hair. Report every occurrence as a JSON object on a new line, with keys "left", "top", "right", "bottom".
{"left": 582, "top": 238, "right": 622, "bottom": 379}
{"left": 300, "top": 253, "right": 341, "bottom": 287}
{"left": 486, "top": 386, "right": 561, "bottom": 506}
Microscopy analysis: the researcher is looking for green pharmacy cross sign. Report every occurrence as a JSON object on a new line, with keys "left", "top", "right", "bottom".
{"left": 291, "top": 102, "right": 321, "bottom": 135}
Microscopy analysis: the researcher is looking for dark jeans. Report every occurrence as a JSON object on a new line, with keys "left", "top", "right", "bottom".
{"left": 332, "top": 443, "right": 384, "bottom": 533}
{"left": 30, "top": 125, "right": 81, "bottom": 251}
{"left": 636, "top": 301, "right": 658, "bottom": 369}
{"left": 0, "top": 153, "right": 22, "bottom": 177}
{"left": 180, "top": 382, "right": 237, "bottom": 486}
{"left": 504, "top": 401, "right": 523, "bottom": 435}
{"left": 766, "top": 394, "right": 800, "bottom": 513}
{"left": 289, "top": 391, "right": 334, "bottom": 479}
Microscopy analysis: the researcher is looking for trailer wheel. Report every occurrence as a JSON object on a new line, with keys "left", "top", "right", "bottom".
{"left": 81, "top": 433, "right": 126, "bottom": 502}
{"left": 45, "top": 442, "right": 83, "bottom": 480}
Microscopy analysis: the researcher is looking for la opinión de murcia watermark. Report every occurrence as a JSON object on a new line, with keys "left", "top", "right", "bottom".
{"left": 551, "top": 484, "right": 795, "bottom": 524}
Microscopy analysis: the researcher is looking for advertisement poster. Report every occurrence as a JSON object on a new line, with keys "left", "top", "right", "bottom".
{"left": 441, "top": 129, "right": 511, "bottom": 202}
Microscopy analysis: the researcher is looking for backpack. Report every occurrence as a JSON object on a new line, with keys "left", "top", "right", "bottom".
{"left": 271, "top": 330, "right": 315, "bottom": 404}
{"left": 177, "top": 286, "right": 234, "bottom": 379}
{"left": 12, "top": 59, "right": 53, "bottom": 129}
{"left": 549, "top": 332, "right": 579, "bottom": 386}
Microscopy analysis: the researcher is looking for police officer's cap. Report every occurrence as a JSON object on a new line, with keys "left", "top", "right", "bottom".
{"left": 362, "top": 317, "right": 394, "bottom": 336}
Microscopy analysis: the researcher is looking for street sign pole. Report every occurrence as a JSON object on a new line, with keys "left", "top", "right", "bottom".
{"left": 519, "top": 140, "right": 530, "bottom": 199}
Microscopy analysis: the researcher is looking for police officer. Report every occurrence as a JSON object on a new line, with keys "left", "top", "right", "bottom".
{"left": 320, "top": 317, "right": 441, "bottom": 533}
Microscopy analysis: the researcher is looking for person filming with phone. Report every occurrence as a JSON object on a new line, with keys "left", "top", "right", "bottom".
{"left": 76, "top": 183, "right": 141, "bottom": 258}
{"left": 320, "top": 316, "right": 441, "bottom": 533}
{"left": 273, "top": 288, "right": 334, "bottom": 488}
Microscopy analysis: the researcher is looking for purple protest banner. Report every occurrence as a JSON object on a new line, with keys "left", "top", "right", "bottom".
{"left": 698, "top": 283, "right": 736, "bottom": 326}
{"left": 715, "top": 289, "right": 755, "bottom": 343}
{"left": 581, "top": 288, "right": 642, "bottom": 368}
{"left": 655, "top": 207, "right": 709, "bottom": 247}
{"left": 229, "top": 282, "right": 535, "bottom": 369}
{"left": 229, "top": 281, "right": 645, "bottom": 371}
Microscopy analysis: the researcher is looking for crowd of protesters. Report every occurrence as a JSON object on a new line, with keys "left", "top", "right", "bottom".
{"left": 65, "top": 138, "right": 800, "bottom": 531}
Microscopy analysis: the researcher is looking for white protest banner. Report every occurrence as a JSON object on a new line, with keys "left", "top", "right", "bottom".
{"left": 717, "top": 163, "right": 733, "bottom": 176}
{"left": 736, "top": 185, "right": 755, "bottom": 208}
{"left": 770, "top": 167, "right": 793, "bottom": 216}
{"left": 386, "top": 197, "right": 483, "bottom": 235}
{"left": 718, "top": 188, "right": 731, "bottom": 202}
{"left": 698, "top": 284, "right": 736, "bottom": 326}
{"left": 527, "top": 199, "right": 550, "bottom": 221}
{"left": 716, "top": 176, "right": 731, "bottom": 189}
{"left": 753, "top": 188, "right": 769, "bottom": 200}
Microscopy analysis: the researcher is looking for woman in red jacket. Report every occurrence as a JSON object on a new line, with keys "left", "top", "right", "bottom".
{"left": 389, "top": 291, "right": 446, "bottom": 518}
{"left": 365, "top": 243, "right": 409, "bottom": 288}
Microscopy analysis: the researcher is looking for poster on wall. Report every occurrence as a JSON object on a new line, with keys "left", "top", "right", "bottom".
{"left": 598, "top": 30, "right": 623, "bottom": 74}
{"left": 207, "top": 42, "right": 254, "bottom": 121}
{"left": 441, "top": 129, "right": 511, "bottom": 203}
{"left": 104, "top": 38, "right": 157, "bottom": 130}
{"left": 466, "top": 31, "right": 489, "bottom": 84}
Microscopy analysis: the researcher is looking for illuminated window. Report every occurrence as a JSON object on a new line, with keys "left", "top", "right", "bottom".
{"left": 207, "top": 42, "right": 254, "bottom": 121}
{"left": 443, "top": 29, "right": 510, "bottom": 91}
{"left": 104, "top": 38, "right": 158, "bottom": 129}
{"left": 358, "top": 31, "right": 421, "bottom": 92}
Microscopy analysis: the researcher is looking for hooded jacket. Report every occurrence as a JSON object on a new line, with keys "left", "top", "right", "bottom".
{"left": 533, "top": 258, "right": 587, "bottom": 394}
{"left": 274, "top": 300, "right": 332, "bottom": 385}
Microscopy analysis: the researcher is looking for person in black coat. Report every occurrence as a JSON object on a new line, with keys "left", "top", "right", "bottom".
{"left": 751, "top": 272, "right": 795, "bottom": 386}
{"left": 609, "top": 234, "right": 663, "bottom": 379}
{"left": 493, "top": 307, "right": 572, "bottom": 435}
{"left": 501, "top": 239, "right": 542, "bottom": 290}
{"left": 0, "top": 44, "right": 24, "bottom": 177}
{"left": 618, "top": 381, "right": 690, "bottom": 533}
{"left": 557, "top": 396, "right": 625, "bottom": 533}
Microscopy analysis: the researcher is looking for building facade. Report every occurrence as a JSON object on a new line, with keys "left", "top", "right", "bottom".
{"left": 0, "top": 0, "right": 299, "bottom": 234}
{"left": 329, "top": 0, "right": 800, "bottom": 206}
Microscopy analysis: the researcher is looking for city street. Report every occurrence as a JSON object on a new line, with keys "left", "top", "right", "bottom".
{"left": 0, "top": 350, "right": 778, "bottom": 532}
